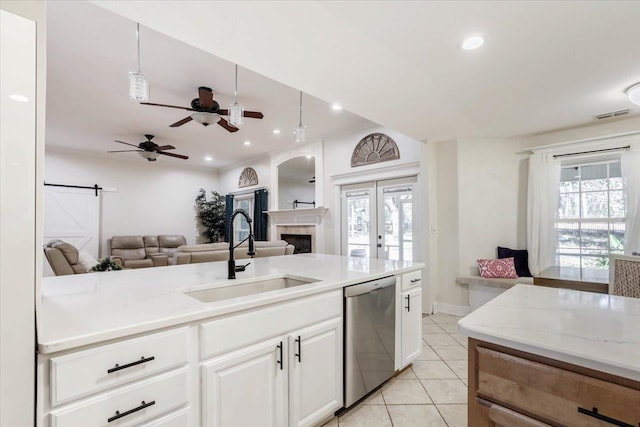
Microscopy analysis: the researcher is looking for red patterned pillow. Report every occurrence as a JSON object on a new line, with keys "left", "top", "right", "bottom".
{"left": 477, "top": 257, "right": 518, "bottom": 278}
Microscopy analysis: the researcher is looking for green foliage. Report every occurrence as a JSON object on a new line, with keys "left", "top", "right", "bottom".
{"left": 90, "top": 257, "right": 122, "bottom": 272}
{"left": 195, "top": 189, "right": 226, "bottom": 243}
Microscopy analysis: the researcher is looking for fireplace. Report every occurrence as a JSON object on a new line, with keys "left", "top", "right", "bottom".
{"left": 281, "top": 234, "right": 312, "bottom": 254}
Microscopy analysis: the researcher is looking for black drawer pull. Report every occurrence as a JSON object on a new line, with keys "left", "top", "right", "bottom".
{"left": 276, "top": 342, "right": 283, "bottom": 370}
{"left": 410, "top": 278, "right": 421, "bottom": 283}
{"left": 108, "top": 400, "right": 155, "bottom": 423}
{"left": 405, "top": 294, "right": 411, "bottom": 312}
{"left": 295, "top": 336, "right": 302, "bottom": 362}
{"left": 107, "top": 356, "right": 155, "bottom": 374}
{"left": 578, "top": 407, "right": 634, "bottom": 427}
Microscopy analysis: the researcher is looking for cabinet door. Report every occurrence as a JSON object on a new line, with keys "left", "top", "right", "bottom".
{"left": 288, "top": 317, "right": 343, "bottom": 427}
{"left": 401, "top": 287, "right": 422, "bottom": 367}
{"left": 202, "top": 337, "right": 287, "bottom": 427}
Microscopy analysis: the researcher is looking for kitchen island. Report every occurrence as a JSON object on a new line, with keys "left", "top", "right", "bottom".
{"left": 458, "top": 284, "right": 640, "bottom": 427}
{"left": 37, "top": 254, "right": 424, "bottom": 427}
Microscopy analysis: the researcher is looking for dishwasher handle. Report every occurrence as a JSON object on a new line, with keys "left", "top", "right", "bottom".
{"left": 345, "top": 276, "right": 396, "bottom": 297}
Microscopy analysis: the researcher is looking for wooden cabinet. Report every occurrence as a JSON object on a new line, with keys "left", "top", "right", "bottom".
{"left": 468, "top": 338, "right": 640, "bottom": 427}
{"left": 201, "top": 337, "right": 287, "bottom": 427}
{"left": 400, "top": 286, "right": 422, "bottom": 367}
{"left": 288, "top": 317, "right": 342, "bottom": 427}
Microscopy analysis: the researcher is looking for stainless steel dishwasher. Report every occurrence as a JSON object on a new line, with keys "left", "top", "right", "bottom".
{"left": 344, "top": 276, "right": 396, "bottom": 407}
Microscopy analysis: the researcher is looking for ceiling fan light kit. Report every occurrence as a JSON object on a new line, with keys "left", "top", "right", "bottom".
{"left": 138, "top": 151, "right": 160, "bottom": 161}
{"left": 191, "top": 112, "right": 219, "bottom": 126}
{"left": 627, "top": 82, "right": 640, "bottom": 106}
{"left": 128, "top": 23, "right": 149, "bottom": 102}
{"left": 295, "top": 91, "right": 306, "bottom": 144}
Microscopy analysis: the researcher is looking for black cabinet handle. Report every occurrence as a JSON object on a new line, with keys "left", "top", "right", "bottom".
{"left": 107, "top": 356, "right": 155, "bottom": 374}
{"left": 108, "top": 400, "right": 155, "bottom": 423}
{"left": 410, "top": 278, "right": 421, "bottom": 283}
{"left": 578, "top": 407, "right": 634, "bottom": 427}
{"left": 276, "top": 342, "right": 283, "bottom": 370}
{"left": 405, "top": 294, "right": 411, "bottom": 312}
{"left": 295, "top": 336, "right": 302, "bottom": 362}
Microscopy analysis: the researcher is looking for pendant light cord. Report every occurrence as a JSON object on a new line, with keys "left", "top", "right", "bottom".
{"left": 299, "top": 91, "right": 303, "bottom": 126}
{"left": 234, "top": 64, "right": 238, "bottom": 104}
{"left": 136, "top": 23, "right": 141, "bottom": 73}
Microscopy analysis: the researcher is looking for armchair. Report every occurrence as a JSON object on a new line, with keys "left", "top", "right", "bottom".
{"left": 44, "top": 240, "right": 122, "bottom": 276}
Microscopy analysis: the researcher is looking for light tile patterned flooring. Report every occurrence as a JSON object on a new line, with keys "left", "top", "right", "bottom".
{"left": 324, "top": 313, "right": 468, "bottom": 427}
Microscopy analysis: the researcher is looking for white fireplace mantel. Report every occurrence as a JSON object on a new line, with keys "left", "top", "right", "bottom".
{"left": 265, "top": 207, "right": 329, "bottom": 225}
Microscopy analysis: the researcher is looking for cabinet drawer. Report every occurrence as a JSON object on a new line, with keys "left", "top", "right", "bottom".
{"left": 138, "top": 407, "right": 190, "bottom": 427}
{"left": 50, "top": 369, "right": 188, "bottom": 427}
{"left": 476, "top": 347, "right": 640, "bottom": 427}
{"left": 401, "top": 270, "right": 422, "bottom": 291}
{"left": 50, "top": 328, "right": 189, "bottom": 405}
{"left": 200, "top": 290, "right": 342, "bottom": 359}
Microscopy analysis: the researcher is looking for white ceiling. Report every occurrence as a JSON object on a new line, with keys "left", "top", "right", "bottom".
{"left": 93, "top": 1, "right": 640, "bottom": 144}
{"left": 45, "top": 2, "right": 375, "bottom": 169}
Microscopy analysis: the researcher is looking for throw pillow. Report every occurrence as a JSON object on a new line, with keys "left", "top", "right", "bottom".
{"left": 497, "top": 246, "right": 532, "bottom": 277}
{"left": 477, "top": 258, "right": 518, "bottom": 279}
{"left": 78, "top": 251, "right": 99, "bottom": 273}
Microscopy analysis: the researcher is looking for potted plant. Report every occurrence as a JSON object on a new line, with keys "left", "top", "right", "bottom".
{"left": 195, "top": 189, "right": 226, "bottom": 243}
{"left": 90, "top": 257, "right": 122, "bottom": 272}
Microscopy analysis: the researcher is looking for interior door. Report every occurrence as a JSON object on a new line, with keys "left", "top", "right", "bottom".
{"left": 43, "top": 185, "right": 100, "bottom": 275}
{"left": 341, "top": 177, "right": 415, "bottom": 261}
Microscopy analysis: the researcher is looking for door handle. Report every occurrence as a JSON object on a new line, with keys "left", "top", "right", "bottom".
{"left": 295, "top": 336, "right": 302, "bottom": 362}
{"left": 276, "top": 341, "right": 283, "bottom": 370}
{"left": 405, "top": 294, "right": 411, "bottom": 312}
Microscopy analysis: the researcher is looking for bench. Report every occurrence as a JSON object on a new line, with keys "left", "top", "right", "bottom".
{"left": 456, "top": 275, "right": 534, "bottom": 312}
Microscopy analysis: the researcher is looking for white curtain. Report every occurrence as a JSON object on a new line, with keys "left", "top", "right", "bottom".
{"left": 621, "top": 142, "right": 640, "bottom": 255}
{"left": 527, "top": 153, "right": 561, "bottom": 275}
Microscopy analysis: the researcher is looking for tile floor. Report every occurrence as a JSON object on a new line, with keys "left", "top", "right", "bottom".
{"left": 324, "top": 313, "right": 467, "bottom": 427}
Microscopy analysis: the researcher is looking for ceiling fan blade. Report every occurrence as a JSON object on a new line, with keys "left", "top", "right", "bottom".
{"left": 217, "top": 118, "right": 239, "bottom": 133}
{"left": 243, "top": 111, "right": 264, "bottom": 119}
{"left": 114, "top": 140, "right": 141, "bottom": 148}
{"left": 154, "top": 145, "right": 176, "bottom": 151}
{"left": 141, "top": 102, "right": 195, "bottom": 111}
{"left": 199, "top": 87, "right": 214, "bottom": 109}
{"left": 217, "top": 109, "right": 228, "bottom": 116}
{"left": 157, "top": 151, "right": 189, "bottom": 160}
{"left": 170, "top": 116, "right": 193, "bottom": 127}
{"left": 108, "top": 149, "right": 142, "bottom": 153}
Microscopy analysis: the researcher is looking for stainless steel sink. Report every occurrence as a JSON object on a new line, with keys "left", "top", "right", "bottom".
{"left": 184, "top": 275, "right": 319, "bottom": 303}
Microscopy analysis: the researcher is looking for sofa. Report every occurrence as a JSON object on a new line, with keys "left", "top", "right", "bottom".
{"left": 44, "top": 240, "right": 122, "bottom": 276}
{"left": 174, "top": 240, "right": 295, "bottom": 265}
{"left": 107, "top": 235, "right": 186, "bottom": 269}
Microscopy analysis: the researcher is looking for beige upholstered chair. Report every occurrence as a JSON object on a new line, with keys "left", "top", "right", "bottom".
{"left": 107, "top": 236, "right": 169, "bottom": 269}
{"left": 609, "top": 255, "right": 640, "bottom": 298}
{"left": 44, "top": 240, "right": 122, "bottom": 276}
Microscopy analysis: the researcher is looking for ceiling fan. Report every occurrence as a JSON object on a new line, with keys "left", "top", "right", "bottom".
{"left": 108, "top": 134, "right": 188, "bottom": 162}
{"left": 141, "top": 87, "right": 264, "bottom": 132}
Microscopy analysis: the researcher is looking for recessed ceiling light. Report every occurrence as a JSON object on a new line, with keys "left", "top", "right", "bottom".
{"left": 461, "top": 35, "right": 485, "bottom": 50}
{"left": 627, "top": 82, "right": 640, "bottom": 106}
{"left": 204, "top": 156, "right": 213, "bottom": 161}
{"left": 273, "top": 129, "right": 281, "bottom": 134}
{"left": 331, "top": 103, "right": 343, "bottom": 111}
{"left": 244, "top": 141, "right": 251, "bottom": 146}
{"left": 10, "top": 94, "right": 29, "bottom": 102}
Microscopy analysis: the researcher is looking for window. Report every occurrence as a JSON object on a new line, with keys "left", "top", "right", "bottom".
{"left": 233, "top": 195, "right": 254, "bottom": 242}
{"left": 557, "top": 161, "right": 625, "bottom": 271}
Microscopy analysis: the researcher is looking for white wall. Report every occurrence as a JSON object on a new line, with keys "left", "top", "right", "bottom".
{"left": 278, "top": 177, "right": 315, "bottom": 210}
{"left": 218, "top": 156, "right": 271, "bottom": 196}
{"left": 45, "top": 150, "right": 219, "bottom": 255}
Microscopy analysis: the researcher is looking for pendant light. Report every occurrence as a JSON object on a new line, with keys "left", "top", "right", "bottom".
{"left": 128, "top": 22, "right": 149, "bottom": 101}
{"left": 228, "top": 64, "right": 244, "bottom": 128}
{"left": 295, "top": 91, "right": 306, "bottom": 143}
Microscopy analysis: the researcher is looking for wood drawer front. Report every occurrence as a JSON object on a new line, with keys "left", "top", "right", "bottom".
{"left": 50, "top": 369, "right": 188, "bottom": 427}
{"left": 200, "top": 290, "right": 342, "bottom": 360}
{"left": 485, "top": 401, "right": 551, "bottom": 427}
{"left": 50, "top": 328, "right": 189, "bottom": 405}
{"left": 476, "top": 347, "right": 640, "bottom": 427}
{"left": 401, "top": 270, "right": 421, "bottom": 291}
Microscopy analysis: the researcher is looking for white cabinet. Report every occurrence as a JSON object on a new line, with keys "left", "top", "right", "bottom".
{"left": 288, "top": 317, "right": 342, "bottom": 427}
{"left": 202, "top": 337, "right": 287, "bottom": 427}
{"left": 400, "top": 286, "right": 423, "bottom": 367}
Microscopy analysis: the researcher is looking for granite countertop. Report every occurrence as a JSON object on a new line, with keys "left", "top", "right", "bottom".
{"left": 458, "top": 284, "right": 640, "bottom": 381}
{"left": 37, "top": 254, "right": 424, "bottom": 354}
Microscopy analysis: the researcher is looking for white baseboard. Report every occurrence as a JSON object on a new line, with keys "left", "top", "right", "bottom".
{"left": 432, "top": 301, "right": 470, "bottom": 316}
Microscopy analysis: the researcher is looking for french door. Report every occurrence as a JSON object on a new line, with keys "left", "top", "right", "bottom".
{"left": 341, "top": 177, "right": 415, "bottom": 261}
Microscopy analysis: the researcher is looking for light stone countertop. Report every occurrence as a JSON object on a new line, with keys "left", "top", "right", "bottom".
{"left": 458, "top": 284, "right": 640, "bottom": 381}
{"left": 37, "top": 254, "right": 424, "bottom": 354}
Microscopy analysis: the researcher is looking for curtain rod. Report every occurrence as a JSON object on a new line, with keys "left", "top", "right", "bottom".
{"left": 552, "top": 145, "right": 630, "bottom": 159}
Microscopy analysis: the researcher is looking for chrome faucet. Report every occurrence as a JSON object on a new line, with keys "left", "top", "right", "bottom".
{"left": 228, "top": 209, "right": 255, "bottom": 279}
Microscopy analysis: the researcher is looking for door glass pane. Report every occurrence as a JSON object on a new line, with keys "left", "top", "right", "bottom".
{"left": 382, "top": 186, "right": 412, "bottom": 262}
{"left": 234, "top": 198, "right": 252, "bottom": 242}
{"left": 345, "top": 191, "right": 371, "bottom": 257}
